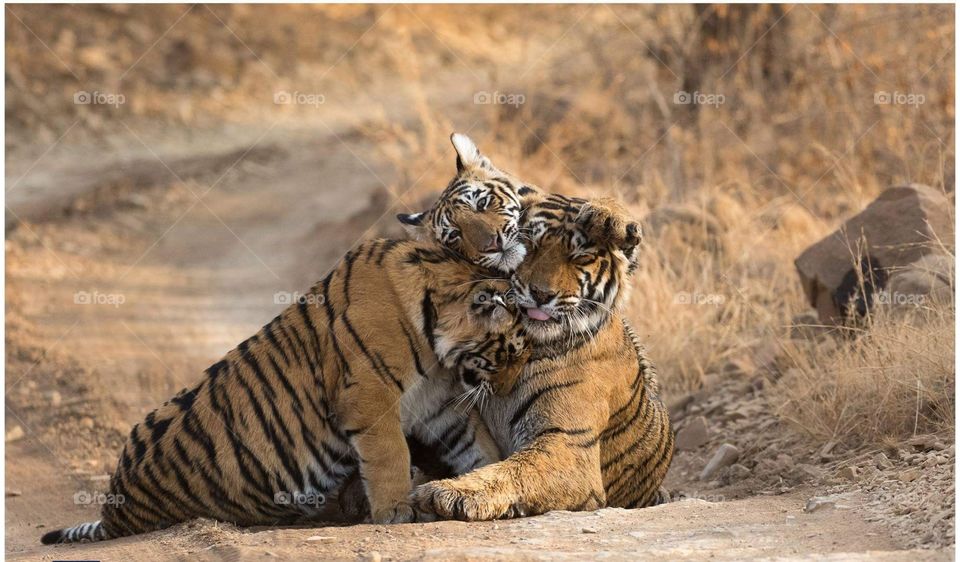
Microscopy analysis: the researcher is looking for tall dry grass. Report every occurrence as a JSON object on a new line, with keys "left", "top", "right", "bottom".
{"left": 779, "top": 300, "right": 955, "bottom": 446}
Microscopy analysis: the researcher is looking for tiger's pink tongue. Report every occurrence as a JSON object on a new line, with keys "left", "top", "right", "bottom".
{"left": 526, "top": 307, "right": 552, "bottom": 321}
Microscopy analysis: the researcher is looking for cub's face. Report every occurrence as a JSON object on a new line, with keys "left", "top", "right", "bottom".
{"left": 397, "top": 133, "right": 531, "bottom": 273}
{"left": 511, "top": 195, "right": 641, "bottom": 345}
{"left": 457, "top": 282, "right": 526, "bottom": 394}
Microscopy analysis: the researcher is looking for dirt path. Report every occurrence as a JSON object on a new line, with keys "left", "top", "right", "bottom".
{"left": 5, "top": 125, "right": 950, "bottom": 561}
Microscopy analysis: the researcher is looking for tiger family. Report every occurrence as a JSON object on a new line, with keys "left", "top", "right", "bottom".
{"left": 42, "top": 133, "right": 673, "bottom": 544}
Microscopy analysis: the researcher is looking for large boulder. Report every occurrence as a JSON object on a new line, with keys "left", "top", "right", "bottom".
{"left": 795, "top": 184, "right": 953, "bottom": 324}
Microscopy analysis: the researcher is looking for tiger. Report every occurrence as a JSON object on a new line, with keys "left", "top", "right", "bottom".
{"left": 409, "top": 191, "right": 675, "bottom": 520}
{"left": 41, "top": 240, "right": 528, "bottom": 544}
{"left": 398, "top": 133, "right": 530, "bottom": 274}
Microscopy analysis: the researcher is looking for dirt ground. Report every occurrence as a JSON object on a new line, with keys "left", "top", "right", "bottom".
{"left": 5, "top": 120, "right": 953, "bottom": 561}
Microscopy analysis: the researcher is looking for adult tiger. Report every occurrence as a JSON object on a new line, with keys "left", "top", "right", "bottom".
{"left": 411, "top": 192, "right": 674, "bottom": 519}
{"left": 41, "top": 241, "right": 527, "bottom": 544}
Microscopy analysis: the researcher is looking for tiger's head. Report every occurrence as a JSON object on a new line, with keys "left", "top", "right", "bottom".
{"left": 511, "top": 195, "right": 642, "bottom": 346}
{"left": 437, "top": 280, "right": 528, "bottom": 397}
{"left": 397, "top": 133, "right": 532, "bottom": 273}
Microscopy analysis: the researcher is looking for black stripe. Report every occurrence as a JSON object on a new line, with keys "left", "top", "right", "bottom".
{"left": 509, "top": 380, "right": 582, "bottom": 429}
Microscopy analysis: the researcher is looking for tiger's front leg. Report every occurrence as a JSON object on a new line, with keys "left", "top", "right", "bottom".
{"left": 413, "top": 430, "right": 605, "bottom": 521}
{"left": 340, "top": 387, "right": 416, "bottom": 524}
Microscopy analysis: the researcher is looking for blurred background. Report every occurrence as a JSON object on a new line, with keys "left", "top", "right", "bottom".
{"left": 5, "top": 4, "right": 955, "bottom": 555}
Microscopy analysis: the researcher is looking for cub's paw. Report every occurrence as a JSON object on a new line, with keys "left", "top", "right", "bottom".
{"left": 576, "top": 197, "right": 642, "bottom": 252}
{"left": 413, "top": 479, "right": 502, "bottom": 522}
{"left": 372, "top": 501, "right": 416, "bottom": 524}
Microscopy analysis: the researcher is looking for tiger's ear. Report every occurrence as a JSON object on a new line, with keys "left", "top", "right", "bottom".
{"left": 451, "top": 132, "right": 493, "bottom": 174}
{"left": 396, "top": 211, "right": 430, "bottom": 238}
{"left": 396, "top": 212, "right": 425, "bottom": 226}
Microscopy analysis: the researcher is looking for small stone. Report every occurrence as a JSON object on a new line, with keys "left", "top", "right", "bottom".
{"left": 46, "top": 391, "right": 62, "bottom": 407}
{"left": 667, "top": 394, "right": 695, "bottom": 419}
{"left": 819, "top": 440, "right": 838, "bottom": 460}
{"left": 804, "top": 497, "right": 837, "bottom": 513}
{"left": 675, "top": 416, "right": 710, "bottom": 451}
{"left": 581, "top": 527, "right": 599, "bottom": 534}
{"left": 726, "top": 463, "right": 751, "bottom": 481}
{"left": 873, "top": 452, "right": 893, "bottom": 469}
{"left": 305, "top": 536, "right": 335, "bottom": 543}
{"left": 700, "top": 444, "right": 740, "bottom": 480}
{"left": 897, "top": 469, "right": 921, "bottom": 483}
{"left": 906, "top": 435, "right": 945, "bottom": 451}
{"left": 5, "top": 426, "right": 25, "bottom": 442}
{"left": 364, "top": 552, "right": 382, "bottom": 562}
{"left": 79, "top": 418, "right": 95, "bottom": 429}
{"left": 837, "top": 466, "right": 859, "bottom": 482}
{"left": 6, "top": 489, "right": 22, "bottom": 497}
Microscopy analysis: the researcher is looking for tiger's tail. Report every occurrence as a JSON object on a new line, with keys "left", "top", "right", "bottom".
{"left": 41, "top": 520, "right": 109, "bottom": 544}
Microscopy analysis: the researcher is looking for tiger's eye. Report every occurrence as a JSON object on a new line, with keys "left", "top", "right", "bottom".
{"left": 572, "top": 254, "right": 596, "bottom": 266}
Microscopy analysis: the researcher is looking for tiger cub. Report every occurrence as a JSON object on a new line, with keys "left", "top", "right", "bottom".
{"left": 41, "top": 242, "right": 526, "bottom": 544}
{"left": 398, "top": 132, "right": 533, "bottom": 274}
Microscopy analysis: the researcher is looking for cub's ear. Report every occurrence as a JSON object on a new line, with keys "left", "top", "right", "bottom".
{"left": 396, "top": 212, "right": 425, "bottom": 226}
{"left": 451, "top": 132, "right": 493, "bottom": 174}
{"left": 577, "top": 197, "right": 643, "bottom": 254}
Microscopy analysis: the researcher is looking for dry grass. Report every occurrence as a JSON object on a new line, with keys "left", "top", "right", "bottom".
{"left": 779, "top": 300, "right": 955, "bottom": 446}
{"left": 6, "top": 5, "right": 954, "bottom": 448}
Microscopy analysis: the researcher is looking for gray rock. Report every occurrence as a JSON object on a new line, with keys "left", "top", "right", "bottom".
{"left": 804, "top": 497, "right": 837, "bottom": 513}
{"left": 700, "top": 443, "right": 740, "bottom": 480}
{"left": 676, "top": 416, "right": 710, "bottom": 451}
{"left": 873, "top": 452, "right": 893, "bottom": 469}
{"left": 837, "top": 466, "right": 859, "bottom": 482}
{"left": 726, "top": 463, "right": 751, "bottom": 481}
{"left": 795, "top": 184, "right": 953, "bottom": 325}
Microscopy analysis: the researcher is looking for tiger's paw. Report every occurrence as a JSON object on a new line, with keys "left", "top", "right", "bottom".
{"left": 413, "top": 479, "right": 504, "bottom": 522}
{"left": 371, "top": 501, "right": 416, "bottom": 524}
{"left": 576, "top": 197, "right": 642, "bottom": 252}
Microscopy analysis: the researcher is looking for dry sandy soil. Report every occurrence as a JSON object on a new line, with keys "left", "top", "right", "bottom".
{"left": 5, "top": 120, "right": 952, "bottom": 561}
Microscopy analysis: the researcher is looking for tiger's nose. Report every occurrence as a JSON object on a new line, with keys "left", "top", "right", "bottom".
{"left": 530, "top": 285, "right": 556, "bottom": 305}
{"left": 483, "top": 235, "right": 502, "bottom": 253}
